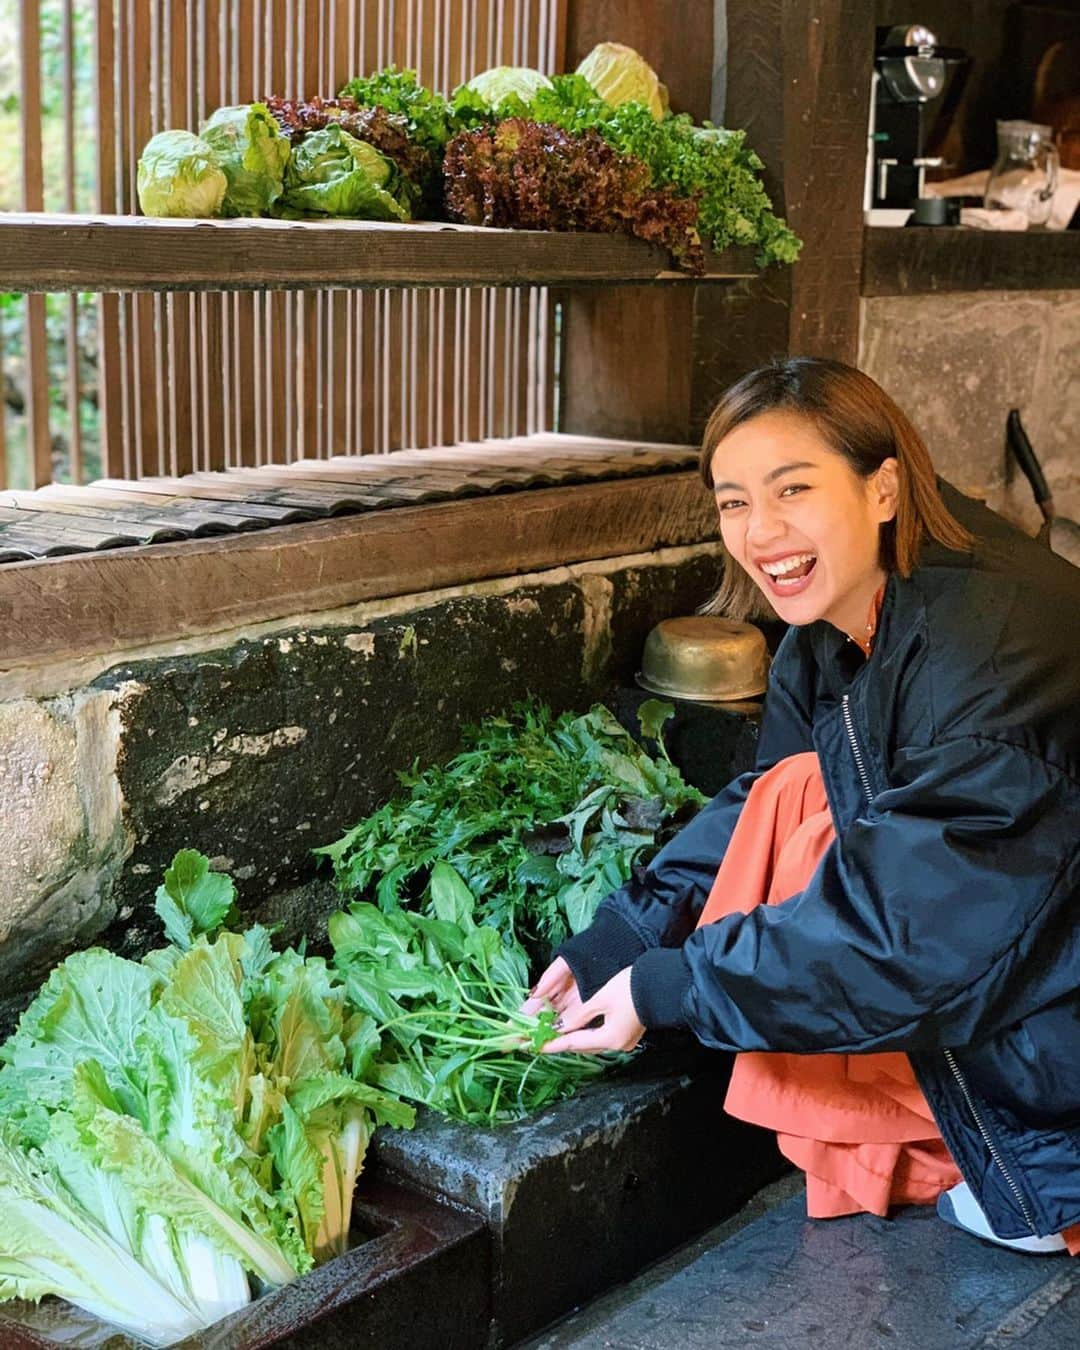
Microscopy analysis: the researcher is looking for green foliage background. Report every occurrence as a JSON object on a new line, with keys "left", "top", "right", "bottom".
{"left": 1, "top": 0, "right": 100, "bottom": 487}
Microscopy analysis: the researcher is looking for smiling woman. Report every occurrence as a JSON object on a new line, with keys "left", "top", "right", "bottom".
{"left": 528, "top": 356, "right": 1080, "bottom": 1259}
{"left": 697, "top": 358, "right": 973, "bottom": 625}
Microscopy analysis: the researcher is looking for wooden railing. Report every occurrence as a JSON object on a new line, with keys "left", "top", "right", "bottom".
{"left": 2, "top": 0, "right": 566, "bottom": 490}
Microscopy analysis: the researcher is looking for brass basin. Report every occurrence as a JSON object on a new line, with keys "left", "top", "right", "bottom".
{"left": 637, "top": 616, "right": 769, "bottom": 703}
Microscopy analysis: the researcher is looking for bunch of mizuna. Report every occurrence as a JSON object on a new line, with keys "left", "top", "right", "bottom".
{"left": 0, "top": 700, "right": 701, "bottom": 1343}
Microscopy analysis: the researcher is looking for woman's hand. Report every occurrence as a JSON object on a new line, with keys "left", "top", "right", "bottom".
{"left": 540, "top": 967, "right": 645, "bottom": 1055}
{"left": 519, "top": 955, "right": 582, "bottom": 1020}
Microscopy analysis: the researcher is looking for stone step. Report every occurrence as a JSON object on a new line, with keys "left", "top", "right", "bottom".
{"left": 523, "top": 1182, "right": 1080, "bottom": 1349}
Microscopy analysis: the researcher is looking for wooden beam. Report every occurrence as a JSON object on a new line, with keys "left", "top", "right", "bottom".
{"left": 862, "top": 227, "right": 1080, "bottom": 296}
{"left": 0, "top": 473, "right": 719, "bottom": 668}
{"left": 559, "top": 0, "right": 714, "bottom": 444}
{"left": 690, "top": 0, "right": 875, "bottom": 431}
{"left": 0, "top": 214, "right": 757, "bottom": 294}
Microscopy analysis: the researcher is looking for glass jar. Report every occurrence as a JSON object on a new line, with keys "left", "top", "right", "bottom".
{"left": 984, "top": 120, "right": 1060, "bottom": 225}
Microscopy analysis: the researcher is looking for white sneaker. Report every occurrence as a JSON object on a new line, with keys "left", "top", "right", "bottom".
{"left": 936, "top": 1181, "right": 1067, "bottom": 1254}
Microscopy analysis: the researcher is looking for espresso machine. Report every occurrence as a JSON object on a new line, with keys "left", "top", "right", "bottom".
{"left": 865, "top": 24, "right": 967, "bottom": 223}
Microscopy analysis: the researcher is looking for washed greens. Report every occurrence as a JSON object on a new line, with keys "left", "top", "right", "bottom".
{"left": 329, "top": 861, "right": 615, "bottom": 1125}
{"left": 317, "top": 700, "right": 704, "bottom": 957}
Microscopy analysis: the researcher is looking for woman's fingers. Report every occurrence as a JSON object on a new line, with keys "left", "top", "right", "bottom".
{"left": 541, "top": 1025, "right": 618, "bottom": 1055}
{"left": 540, "top": 967, "right": 645, "bottom": 1055}
{"left": 519, "top": 956, "right": 576, "bottom": 1014}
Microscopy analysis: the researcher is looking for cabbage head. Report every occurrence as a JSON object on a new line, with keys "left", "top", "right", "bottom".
{"left": 576, "top": 42, "right": 668, "bottom": 120}
{"left": 465, "top": 66, "right": 552, "bottom": 113}
{"left": 200, "top": 103, "right": 290, "bottom": 216}
{"left": 278, "top": 124, "right": 410, "bottom": 220}
{"left": 136, "top": 130, "right": 227, "bottom": 218}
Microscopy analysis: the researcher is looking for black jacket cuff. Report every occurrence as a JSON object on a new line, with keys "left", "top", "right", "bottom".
{"left": 557, "top": 907, "right": 649, "bottom": 1002}
{"left": 630, "top": 947, "right": 692, "bottom": 1030}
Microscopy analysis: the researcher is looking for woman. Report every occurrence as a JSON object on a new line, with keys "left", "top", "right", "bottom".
{"left": 525, "top": 358, "right": 1080, "bottom": 1254}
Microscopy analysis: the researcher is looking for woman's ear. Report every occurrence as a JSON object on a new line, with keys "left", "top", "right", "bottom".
{"left": 873, "top": 457, "right": 900, "bottom": 523}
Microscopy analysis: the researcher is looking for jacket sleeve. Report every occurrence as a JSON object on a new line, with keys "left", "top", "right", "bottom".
{"left": 558, "top": 656, "right": 814, "bottom": 1000}
{"left": 631, "top": 734, "right": 1080, "bottom": 1053}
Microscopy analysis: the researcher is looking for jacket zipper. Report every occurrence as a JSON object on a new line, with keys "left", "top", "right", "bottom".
{"left": 840, "top": 693, "right": 874, "bottom": 803}
{"left": 942, "top": 1048, "right": 1037, "bottom": 1232}
{"left": 840, "top": 692, "right": 1040, "bottom": 1235}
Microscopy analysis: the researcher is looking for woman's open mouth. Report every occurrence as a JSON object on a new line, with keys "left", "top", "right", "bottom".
{"left": 758, "top": 552, "right": 817, "bottom": 597}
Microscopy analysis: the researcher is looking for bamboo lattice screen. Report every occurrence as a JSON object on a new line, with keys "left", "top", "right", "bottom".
{"left": 4, "top": 0, "right": 565, "bottom": 489}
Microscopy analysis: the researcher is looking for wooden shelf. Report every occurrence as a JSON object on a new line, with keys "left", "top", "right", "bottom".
{"left": 862, "top": 226, "right": 1080, "bottom": 296}
{"left": 0, "top": 213, "right": 758, "bottom": 293}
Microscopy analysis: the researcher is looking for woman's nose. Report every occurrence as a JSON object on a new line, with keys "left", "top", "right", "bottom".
{"left": 745, "top": 501, "right": 784, "bottom": 548}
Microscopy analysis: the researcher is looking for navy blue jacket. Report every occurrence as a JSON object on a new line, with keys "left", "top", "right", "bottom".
{"left": 561, "top": 487, "right": 1080, "bottom": 1239}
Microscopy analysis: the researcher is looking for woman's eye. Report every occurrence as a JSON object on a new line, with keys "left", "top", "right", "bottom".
{"left": 716, "top": 499, "right": 746, "bottom": 513}
{"left": 780, "top": 483, "right": 809, "bottom": 498}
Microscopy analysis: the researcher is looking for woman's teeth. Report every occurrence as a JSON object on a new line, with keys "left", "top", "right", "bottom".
{"left": 760, "top": 553, "right": 816, "bottom": 585}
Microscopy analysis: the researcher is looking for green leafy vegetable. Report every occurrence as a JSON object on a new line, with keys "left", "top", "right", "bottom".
{"left": 521, "top": 77, "right": 801, "bottom": 266}
{"left": 317, "top": 701, "right": 704, "bottom": 955}
{"left": 278, "top": 123, "right": 411, "bottom": 220}
{"left": 338, "top": 65, "right": 456, "bottom": 157}
{"left": 0, "top": 851, "right": 414, "bottom": 1342}
{"left": 458, "top": 65, "right": 553, "bottom": 119}
{"left": 199, "top": 103, "right": 290, "bottom": 216}
{"left": 636, "top": 698, "right": 676, "bottom": 761}
{"left": 155, "top": 847, "right": 238, "bottom": 950}
{"left": 575, "top": 41, "right": 668, "bottom": 119}
{"left": 329, "top": 863, "right": 613, "bottom": 1125}
{"left": 136, "top": 130, "right": 227, "bottom": 218}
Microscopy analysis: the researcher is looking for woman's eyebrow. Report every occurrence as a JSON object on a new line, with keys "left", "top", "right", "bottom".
{"left": 712, "top": 460, "right": 817, "bottom": 493}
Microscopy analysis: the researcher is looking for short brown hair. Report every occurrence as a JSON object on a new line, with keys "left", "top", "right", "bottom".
{"left": 700, "top": 357, "right": 974, "bottom": 621}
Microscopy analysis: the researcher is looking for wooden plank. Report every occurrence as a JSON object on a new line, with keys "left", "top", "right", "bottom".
{"left": 0, "top": 474, "right": 719, "bottom": 667}
{"left": 0, "top": 216, "right": 758, "bottom": 294}
{"left": 861, "top": 227, "right": 1080, "bottom": 296}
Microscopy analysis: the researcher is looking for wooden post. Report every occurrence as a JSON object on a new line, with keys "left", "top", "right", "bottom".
{"left": 691, "top": 0, "right": 874, "bottom": 429}
{"left": 559, "top": 0, "right": 714, "bottom": 445}
{"left": 560, "top": 0, "right": 874, "bottom": 444}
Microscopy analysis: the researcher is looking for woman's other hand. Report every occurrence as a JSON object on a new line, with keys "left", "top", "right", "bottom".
{"left": 540, "top": 967, "right": 645, "bottom": 1055}
{"left": 519, "top": 955, "right": 581, "bottom": 1019}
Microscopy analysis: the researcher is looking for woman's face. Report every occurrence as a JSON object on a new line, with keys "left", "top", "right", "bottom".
{"left": 710, "top": 411, "right": 898, "bottom": 637}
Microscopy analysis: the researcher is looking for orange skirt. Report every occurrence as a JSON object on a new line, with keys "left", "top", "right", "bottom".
{"left": 698, "top": 751, "right": 1080, "bottom": 1251}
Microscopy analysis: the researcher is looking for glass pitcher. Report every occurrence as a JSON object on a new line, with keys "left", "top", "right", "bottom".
{"left": 984, "top": 120, "right": 1060, "bottom": 225}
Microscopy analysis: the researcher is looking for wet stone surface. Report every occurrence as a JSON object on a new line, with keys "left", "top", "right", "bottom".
{"left": 525, "top": 1190, "right": 1080, "bottom": 1349}
{"left": 373, "top": 1041, "right": 784, "bottom": 1348}
{"left": 91, "top": 584, "right": 591, "bottom": 961}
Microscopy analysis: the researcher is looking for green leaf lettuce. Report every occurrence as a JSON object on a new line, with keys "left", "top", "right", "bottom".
{"left": 278, "top": 123, "right": 411, "bottom": 220}
{"left": 200, "top": 103, "right": 290, "bottom": 217}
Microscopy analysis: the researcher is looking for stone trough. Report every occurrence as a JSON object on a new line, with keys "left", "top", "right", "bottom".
{"left": 0, "top": 1044, "right": 783, "bottom": 1349}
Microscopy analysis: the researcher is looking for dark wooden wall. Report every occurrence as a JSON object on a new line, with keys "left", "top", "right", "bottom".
{"left": 560, "top": 0, "right": 874, "bottom": 444}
